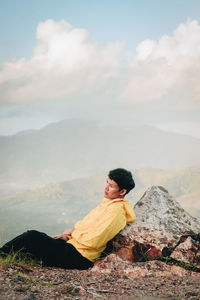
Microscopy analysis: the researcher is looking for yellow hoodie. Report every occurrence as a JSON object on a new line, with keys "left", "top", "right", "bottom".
{"left": 67, "top": 197, "right": 136, "bottom": 262}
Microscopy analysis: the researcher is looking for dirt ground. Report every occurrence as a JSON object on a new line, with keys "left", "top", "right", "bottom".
{"left": 0, "top": 262, "right": 200, "bottom": 300}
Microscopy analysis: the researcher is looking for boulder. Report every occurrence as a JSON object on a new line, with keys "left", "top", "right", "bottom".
{"left": 111, "top": 186, "right": 200, "bottom": 262}
{"left": 92, "top": 253, "right": 200, "bottom": 279}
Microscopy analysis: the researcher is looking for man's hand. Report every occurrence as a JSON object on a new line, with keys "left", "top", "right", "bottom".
{"left": 53, "top": 228, "right": 74, "bottom": 241}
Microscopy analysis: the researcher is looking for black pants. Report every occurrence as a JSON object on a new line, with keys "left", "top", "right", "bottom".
{"left": 0, "top": 230, "right": 93, "bottom": 270}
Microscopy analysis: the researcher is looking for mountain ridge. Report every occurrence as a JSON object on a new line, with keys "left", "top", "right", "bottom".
{"left": 0, "top": 119, "right": 200, "bottom": 186}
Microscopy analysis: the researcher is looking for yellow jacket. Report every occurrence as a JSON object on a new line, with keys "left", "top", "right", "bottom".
{"left": 67, "top": 197, "right": 136, "bottom": 262}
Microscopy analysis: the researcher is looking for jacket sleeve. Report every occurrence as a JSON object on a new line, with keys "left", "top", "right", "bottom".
{"left": 72, "top": 204, "right": 127, "bottom": 250}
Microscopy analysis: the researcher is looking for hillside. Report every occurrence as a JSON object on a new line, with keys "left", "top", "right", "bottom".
{"left": 0, "top": 165, "right": 199, "bottom": 245}
{"left": 0, "top": 119, "right": 200, "bottom": 186}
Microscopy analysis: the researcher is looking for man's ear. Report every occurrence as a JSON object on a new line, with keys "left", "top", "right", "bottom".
{"left": 120, "top": 189, "right": 127, "bottom": 197}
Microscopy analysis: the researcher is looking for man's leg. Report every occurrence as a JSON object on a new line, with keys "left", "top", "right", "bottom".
{"left": 0, "top": 230, "right": 37, "bottom": 254}
{"left": 60, "top": 242, "right": 93, "bottom": 270}
{"left": 0, "top": 230, "right": 93, "bottom": 269}
{"left": 0, "top": 230, "right": 53, "bottom": 257}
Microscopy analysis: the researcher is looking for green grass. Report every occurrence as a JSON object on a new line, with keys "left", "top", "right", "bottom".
{"left": 161, "top": 256, "right": 200, "bottom": 272}
{"left": 0, "top": 250, "right": 42, "bottom": 269}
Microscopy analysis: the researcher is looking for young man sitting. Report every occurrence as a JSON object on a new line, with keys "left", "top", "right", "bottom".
{"left": 0, "top": 168, "right": 136, "bottom": 269}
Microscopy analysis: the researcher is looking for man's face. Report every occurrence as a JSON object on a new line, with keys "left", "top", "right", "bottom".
{"left": 104, "top": 177, "right": 126, "bottom": 200}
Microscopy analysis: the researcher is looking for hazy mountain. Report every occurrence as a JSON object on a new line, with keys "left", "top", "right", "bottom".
{"left": 0, "top": 119, "right": 200, "bottom": 187}
{"left": 0, "top": 165, "right": 199, "bottom": 245}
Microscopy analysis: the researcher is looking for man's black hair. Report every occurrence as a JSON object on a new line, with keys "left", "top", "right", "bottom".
{"left": 108, "top": 168, "right": 135, "bottom": 195}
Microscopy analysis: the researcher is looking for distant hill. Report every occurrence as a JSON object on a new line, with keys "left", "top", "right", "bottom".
{"left": 0, "top": 165, "right": 199, "bottom": 245}
{"left": 134, "top": 165, "right": 200, "bottom": 197}
{"left": 0, "top": 119, "right": 200, "bottom": 186}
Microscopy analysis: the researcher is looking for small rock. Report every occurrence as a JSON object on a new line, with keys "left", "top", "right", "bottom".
{"left": 23, "top": 293, "right": 36, "bottom": 300}
{"left": 72, "top": 284, "right": 87, "bottom": 296}
{"left": 15, "top": 284, "right": 26, "bottom": 292}
{"left": 116, "top": 246, "right": 133, "bottom": 261}
{"left": 13, "top": 275, "right": 26, "bottom": 283}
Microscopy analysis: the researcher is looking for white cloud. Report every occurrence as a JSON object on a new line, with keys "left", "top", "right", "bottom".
{"left": 121, "top": 19, "right": 200, "bottom": 108}
{"left": 0, "top": 18, "right": 200, "bottom": 121}
{"left": 0, "top": 19, "right": 123, "bottom": 103}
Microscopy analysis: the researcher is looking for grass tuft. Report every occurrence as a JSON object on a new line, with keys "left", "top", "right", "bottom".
{"left": 0, "top": 250, "right": 42, "bottom": 269}
{"left": 161, "top": 256, "right": 200, "bottom": 272}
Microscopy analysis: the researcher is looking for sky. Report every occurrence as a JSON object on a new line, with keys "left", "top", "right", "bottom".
{"left": 0, "top": 0, "right": 200, "bottom": 138}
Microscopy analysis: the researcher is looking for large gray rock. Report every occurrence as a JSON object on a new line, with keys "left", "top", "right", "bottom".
{"left": 112, "top": 186, "right": 200, "bottom": 261}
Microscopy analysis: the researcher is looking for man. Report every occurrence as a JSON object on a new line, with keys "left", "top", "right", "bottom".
{"left": 0, "top": 168, "right": 136, "bottom": 269}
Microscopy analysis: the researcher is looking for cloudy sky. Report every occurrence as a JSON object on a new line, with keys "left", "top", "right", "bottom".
{"left": 0, "top": 0, "right": 200, "bottom": 137}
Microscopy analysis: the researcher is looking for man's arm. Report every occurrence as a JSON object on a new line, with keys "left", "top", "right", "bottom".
{"left": 53, "top": 228, "right": 74, "bottom": 241}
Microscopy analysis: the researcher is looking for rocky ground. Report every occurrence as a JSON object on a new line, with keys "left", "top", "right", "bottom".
{"left": 0, "top": 261, "right": 200, "bottom": 300}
